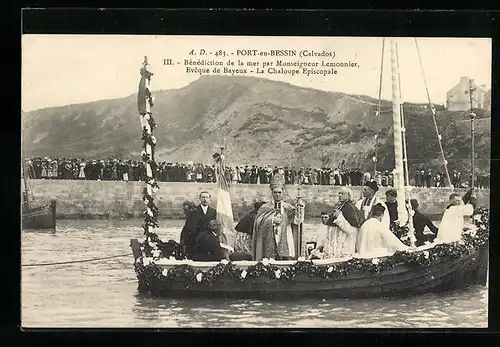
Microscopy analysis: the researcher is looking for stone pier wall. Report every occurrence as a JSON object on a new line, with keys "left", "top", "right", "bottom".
{"left": 24, "top": 180, "right": 490, "bottom": 220}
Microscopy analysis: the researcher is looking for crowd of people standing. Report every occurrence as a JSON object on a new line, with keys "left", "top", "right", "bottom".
{"left": 23, "top": 157, "right": 489, "bottom": 189}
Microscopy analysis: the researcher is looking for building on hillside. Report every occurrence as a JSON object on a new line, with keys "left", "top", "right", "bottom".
{"left": 446, "top": 77, "right": 489, "bottom": 111}
{"left": 484, "top": 89, "right": 491, "bottom": 111}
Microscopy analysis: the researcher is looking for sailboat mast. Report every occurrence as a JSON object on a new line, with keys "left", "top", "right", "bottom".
{"left": 138, "top": 56, "right": 159, "bottom": 240}
{"left": 21, "top": 119, "right": 30, "bottom": 208}
{"left": 373, "top": 37, "right": 385, "bottom": 177}
{"left": 22, "top": 160, "right": 30, "bottom": 209}
{"left": 395, "top": 42, "right": 410, "bottom": 187}
{"left": 389, "top": 38, "right": 408, "bottom": 224}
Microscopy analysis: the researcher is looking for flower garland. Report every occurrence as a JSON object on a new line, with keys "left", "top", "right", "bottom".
{"left": 134, "top": 207, "right": 488, "bottom": 289}
{"left": 136, "top": 56, "right": 167, "bottom": 261}
{"left": 391, "top": 221, "right": 413, "bottom": 247}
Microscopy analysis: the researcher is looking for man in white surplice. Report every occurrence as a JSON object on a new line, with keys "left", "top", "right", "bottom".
{"left": 355, "top": 180, "right": 390, "bottom": 231}
{"left": 323, "top": 187, "right": 363, "bottom": 258}
{"left": 356, "top": 203, "right": 409, "bottom": 256}
{"left": 308, "top": 212, "right": 330, "bottom": 259}
{"left": 436, "top": 189, "right": 476, "bottom": 243}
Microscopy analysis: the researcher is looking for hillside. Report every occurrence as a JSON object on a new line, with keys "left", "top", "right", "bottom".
{"left": 22, "top": 75, "right": 491, "bottom": 174}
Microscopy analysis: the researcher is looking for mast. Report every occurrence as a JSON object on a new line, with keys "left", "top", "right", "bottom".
{"left": 395, "top": 42, "right": 410, "bottom": 187}
{"left": 138, "top": 56, "right": 160, "bottom": 241}
{"left": 296, "top": 175, "right": 305, "bottom": 258}
{"left": 373, "top": 38, "right": 385, "bottom": 177}
{"left": 22, "top": 160, "right": 30, "bottom": 209}
{"left": 21, "top": 117, "right": 30, "bottom": 208}
{"left": 467, "top": 79, "right": 476, "bottom": 189}
{"left": 389, "top": 38, "right": 408, "bottom": 226}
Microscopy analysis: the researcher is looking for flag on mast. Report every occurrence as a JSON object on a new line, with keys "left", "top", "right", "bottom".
{"left": 214, "top": 150, "right": 235, "bottom": 255}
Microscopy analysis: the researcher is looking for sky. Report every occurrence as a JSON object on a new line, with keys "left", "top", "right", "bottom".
{"left": 21, "top": 35, "right": 492, "bottom": 112}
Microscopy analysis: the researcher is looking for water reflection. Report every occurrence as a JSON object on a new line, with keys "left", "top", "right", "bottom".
{"left": 22, "top": 219, "right": 488, "bottom": 328}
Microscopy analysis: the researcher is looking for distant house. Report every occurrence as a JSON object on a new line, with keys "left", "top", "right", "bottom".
{"left": 446, "top": 77, "right": 489, "bottom": 111}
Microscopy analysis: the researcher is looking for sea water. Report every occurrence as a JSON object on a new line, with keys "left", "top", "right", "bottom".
{"left": 21, "top": 219, "right": 488, "bottom": 328}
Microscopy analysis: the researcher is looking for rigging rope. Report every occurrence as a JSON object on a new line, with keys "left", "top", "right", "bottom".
{"left": 373, "top": 37, "right": 385, "bottom": 177}
{"left": 22, "top": 253, "right": 132, "bottom": 267}
{"left": 414, "top": 38, "right": 453, "bottom": 189}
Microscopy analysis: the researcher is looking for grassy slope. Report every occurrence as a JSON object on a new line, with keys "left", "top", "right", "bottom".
{"left": 22, "top": 76, "right": 490, "bottom": 173}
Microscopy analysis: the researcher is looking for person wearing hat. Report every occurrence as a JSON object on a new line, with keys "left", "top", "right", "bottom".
{"left": 252, "top": 173, "right": 305, "bottom": 261}
{"left": 356, "top": 203, "right": 409, "bottom": 255}
{"left": 355, "top": 180, "right": 390, "bottom": 230}
{"left": 410, "top": 199, "right": 438, "bottom": 247}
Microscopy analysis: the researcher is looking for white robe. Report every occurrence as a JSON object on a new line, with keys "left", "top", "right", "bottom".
{"left": 355, "top": 197, "right": 390, "bottom": 232}
{"left": 324, "top": 214, "right": 358, "bottom": 258}
{"left": 437, "top": 203, "right": 474, "bottom": 243}
{"left": 314, "top": 224, "right": 328, "bottom": 250}
{"left": 273, "top": 202, "right": 296, "bottom": 258}
{"left": 309, "top": 224, "right": 328, "bottom": 259}
{"left": 356, "top": 217, "right": 409, "bottom": 256}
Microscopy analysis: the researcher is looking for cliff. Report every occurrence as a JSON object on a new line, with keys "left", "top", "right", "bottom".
{"left": 22, "top": 75, "right": 491, "bottom": 173}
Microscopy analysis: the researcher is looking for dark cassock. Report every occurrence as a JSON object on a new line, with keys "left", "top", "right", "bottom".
{"left": 384, "top": 189, "right": 399, "bottom": 235}
{"left": 410, "top": 199, "right": 438, "bottom": 247}
{"left": 385, "top": 201, "right": 398, "bottom": 224}
{"left": 252, "top": 174, "right": 305, "bottom": 261}
{"left": 179, "top": 201, "right": 196, "bottom": 251}
{"left": 191, "top": 220, "right": 225, "bottom": 262}
{"left": 182, "top": 203, "right": 217, "bottom": 259}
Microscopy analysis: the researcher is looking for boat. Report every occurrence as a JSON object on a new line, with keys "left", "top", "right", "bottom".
{"left": 22, "top": 198, "right": 57, "bottom": 231}
{"left": 21, "top": 158, "right": 57, "bottom": 231}
{"left": 130, "top": 230, "right": 488, "bottom": 299}
{"left": 130, "top": 40, "right": 489, "bottom": 299}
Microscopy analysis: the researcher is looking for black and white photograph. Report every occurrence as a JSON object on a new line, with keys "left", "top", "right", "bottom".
{"left": 21, "top": 34, "right": 490, "bottom": 328}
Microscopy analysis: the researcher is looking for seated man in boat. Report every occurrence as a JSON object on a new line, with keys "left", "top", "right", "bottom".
{"left": 308, "top": 212, "right": 330, "bottom": 259}
{"left": 436, "top": 189, "right": 476, "bottom": 244}
{"left": 191, "top": 219, "right": 225, "bottom": 261}
{"left": 252, "top": 173, "right": 305, "bottom": 261}
{"left": 323, "top": 187, "right": 363, "bottom": 258}
{"left": 182, "top": 191, "right": 217, "bottom": 259}
{"left": 233, "top": 201, "right": 266, "bottom": 256}
{"left": 409, "top": 199, "right": 438, "bottom": 247}
{"left": 384, "top": 189, "right": 410, "bottom": 239}
{"left": 356, "top": 203, "right": 409, "bottom": 256}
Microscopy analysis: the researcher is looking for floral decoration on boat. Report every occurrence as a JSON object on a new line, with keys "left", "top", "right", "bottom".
{"left": 134, "top": 207, "right": 489, "bottom": 288}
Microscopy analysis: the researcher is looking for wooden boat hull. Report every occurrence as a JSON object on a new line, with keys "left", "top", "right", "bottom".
{"left": 22, "top": 200, "right": 57, "bottom": 231}
{"left": 131, "top": 239, "right": 488, "bottom": 300}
